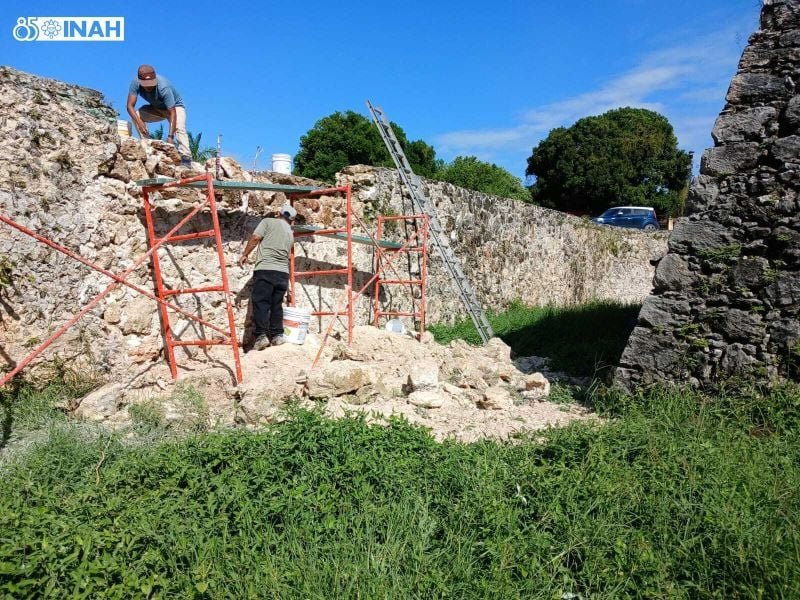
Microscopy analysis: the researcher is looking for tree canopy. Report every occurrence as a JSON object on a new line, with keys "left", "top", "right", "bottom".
{"left": 435, "top": 156, "right": 530, "bottom": 202}
{"left": 293, "top": 111, "right": 438, "bottom": 182}
{"left": 525, "top": 107, "right": 692, "bottom": 216}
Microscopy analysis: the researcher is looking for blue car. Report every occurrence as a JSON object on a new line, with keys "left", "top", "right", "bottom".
{"left": 591, "top": 206, "right": 660, "bottom": 231}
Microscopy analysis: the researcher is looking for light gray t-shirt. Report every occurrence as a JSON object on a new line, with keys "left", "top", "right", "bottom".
{"left": 253, "top": 218, "right": 293, "bottom": 273}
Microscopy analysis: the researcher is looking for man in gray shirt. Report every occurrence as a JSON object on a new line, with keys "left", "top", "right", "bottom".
{"left": 127, "top": 64, "right": 191, "bottom": 166}
{"left": 238, "top": 204, "right": 297, "bottom": 350}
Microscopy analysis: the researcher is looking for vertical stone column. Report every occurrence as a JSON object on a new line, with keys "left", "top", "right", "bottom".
{"left": 616, "top": 0, "right": 800, "bottom": 390}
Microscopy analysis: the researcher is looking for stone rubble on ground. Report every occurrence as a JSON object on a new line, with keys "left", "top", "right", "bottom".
{"left": 74, "top": 325, "right": 593, "bottom": 443}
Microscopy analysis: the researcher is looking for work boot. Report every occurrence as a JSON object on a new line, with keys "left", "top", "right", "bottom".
{"left": 270, "top": 335, "right": 286, "bottom": 347}
{"left": 253, "top": 335, "right": 271, "bottom": 351}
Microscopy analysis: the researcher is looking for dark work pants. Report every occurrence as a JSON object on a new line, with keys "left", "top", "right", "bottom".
{"left": 252, "top": 269, "right": 289, "bottom": 339}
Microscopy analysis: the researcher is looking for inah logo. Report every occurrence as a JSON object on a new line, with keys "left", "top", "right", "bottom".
{"left": 13, "top": 17, "right": 124, "bottom": 42}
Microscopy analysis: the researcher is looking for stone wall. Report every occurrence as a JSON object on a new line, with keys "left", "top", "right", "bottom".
{"left": 616, "top": 0, "right": 800, "bottom": 390}
{"left": 338, "top": 166, "right": 667, "bottom": 323}
{"left": 0, "top": 65, "right": 665, "bottom": 381}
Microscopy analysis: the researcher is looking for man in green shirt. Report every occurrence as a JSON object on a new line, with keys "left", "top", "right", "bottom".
{"left": 238, "top": 204, "right": 297, "bottom": 350}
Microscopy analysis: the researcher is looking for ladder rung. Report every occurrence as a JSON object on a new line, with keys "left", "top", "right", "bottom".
{"left": 157, "top": 230, "right": 215, "bottom": 244}
{"left": 294, "top": 268, "right": 349, "bottom": 277}
{"left": 312, "top": 310, "right": 351, "bottom": 317}
{"left": 378, "top": 279, "right": 423, "bottom": 285}
{"left": 163, "top": 285, "right": 224, "bottom": 296}
{"left": 172, "top": 339, "right": 231, "bottom": 347}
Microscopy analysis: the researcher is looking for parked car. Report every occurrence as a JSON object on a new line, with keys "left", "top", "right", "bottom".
{"left": 590, "top": 206, "right": 660, "bottom": 231}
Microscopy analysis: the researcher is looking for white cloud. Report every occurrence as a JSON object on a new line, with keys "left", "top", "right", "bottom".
{"left": 435, "top": 21, "right": 749, "bottom": 171}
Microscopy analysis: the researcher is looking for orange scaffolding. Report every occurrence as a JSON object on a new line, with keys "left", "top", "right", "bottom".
{"left": 0, "top": 173, "right": 248, "bottom": 386}
{"left": 0, "top": 176, "right": 429, "bottom": 387}
{"left": 288, "top": 185, "right": 354, "bottom": 344}
{"left": 373, "top": 214, "right": 428, "bottom": 336}
{"left": 141, "top": 174, "right": 243, "bottom": 383}
{"left": 287, "top": 186, "right": 428, "bottom": 345}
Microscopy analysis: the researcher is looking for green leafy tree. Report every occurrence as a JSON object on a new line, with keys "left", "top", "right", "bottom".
{"left": 294, "top": 111, "right": 438, "bottom": 181}
{"left": 149, "top": 124, "right": 164, "bottom": 140}
{"left": 526, "top": 107, "right": 692, "bottom": 216}
{"left": 188, "top": 131, "right": 216, "bottom": 163}
{"left": 434, "top": 156, "right": 530, "bottom": 202}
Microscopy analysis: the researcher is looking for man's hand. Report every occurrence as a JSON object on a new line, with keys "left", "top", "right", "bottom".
{"left": 237, "top": 255, "right": 247, "bottom": 268}
{"left": 136, "top": 121, "right": 149, "bottom": 137}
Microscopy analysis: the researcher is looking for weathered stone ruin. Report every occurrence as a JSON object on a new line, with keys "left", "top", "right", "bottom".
{"left": 0, "top": 64, "right": 663, "bottom": 385}
{"left": 616, "top": 0, "right": 800, "bottom": 390}
{"left": 0, "top": 64, "right": 670, "bottom": 436}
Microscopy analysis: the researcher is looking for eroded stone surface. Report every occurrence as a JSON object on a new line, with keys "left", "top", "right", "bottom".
{"left": 616, "top": 0, "right": 800, "bottom": 391}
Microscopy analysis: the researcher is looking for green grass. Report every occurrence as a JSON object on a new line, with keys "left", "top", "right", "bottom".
{"left": 1, "top": 383, "right": 799, "bottom": 598}
{"left": 428, "top": 300, "right": 640, "bottom": 378}
{"left": 0, "top": 376, "right": 98, "bottom": 450}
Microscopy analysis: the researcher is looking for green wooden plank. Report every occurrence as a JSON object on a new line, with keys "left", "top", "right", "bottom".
{"left": 135, "top": 178, "right": 320, "bottom": 193}
{"left": 292, "top": 224, "right": 403, "bottom": 249}
{"left": 135, "top": 178, "right": 404, "bottom": 249}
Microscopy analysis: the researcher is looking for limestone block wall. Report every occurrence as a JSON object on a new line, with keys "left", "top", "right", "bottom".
{"left": 616, "top": 0, "right": 800, "bottom": 390}
{"left": 338, "top": 166, "right": 667, "bottom": 324}
{"left": 0, "top": 65, "right": 665, "bottom": 381}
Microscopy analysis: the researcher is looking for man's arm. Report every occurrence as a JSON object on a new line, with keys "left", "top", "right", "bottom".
{"left": 126, "top": 94, "right": 148, "bottom": 137}
{"left": 167, "top": 107, "right": 177, "bottom": 144}
{"left": 238, "top": 234, "right": 263, "bottom": 267}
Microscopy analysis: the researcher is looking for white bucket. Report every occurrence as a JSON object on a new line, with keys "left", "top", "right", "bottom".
{"left": 283, "top": 306, "right": 311, "bottom": 344}
{"left": 385, "top": 318, "right": 407, "bottom": 334}
{"left": 272, "top": 153, "right": 292, "bottom": 174}
{"left": 116, "top": 119, "right": 131, "bottom": 138}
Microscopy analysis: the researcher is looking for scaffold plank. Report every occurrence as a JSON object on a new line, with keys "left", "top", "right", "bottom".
{"left": 135, "top": 178, "right": 320, "bottom": 193}
{"left": 292, "top": 224, "right": 403, "bottom": 249}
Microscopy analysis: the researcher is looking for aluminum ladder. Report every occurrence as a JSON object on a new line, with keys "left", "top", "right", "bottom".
{"left": 366, "top": 100, "right": 494, "bottom": 344}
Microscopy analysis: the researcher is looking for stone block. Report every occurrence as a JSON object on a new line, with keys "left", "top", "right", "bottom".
{"left": 762, "top": 1, "right": 800, "bottom": 31}
{"left": 407, "top": 364, "right": 439, "bottom": 391}
{"left": 701, "top": 143, "right": 760, "bottom": 176}
{"left": 653, "top": 253, "right": 696, "bottom": 291}
{"left": 731, "top": 256, "right": 770, "bottom": 287}
{"left": 638, "top": 296, "right": 691, "bottom": 328}
{"left": 307, "top": 362, "right": 373, "bottom": 398}
{"left": 476, "top": 386, "right": 513, "bottom": 410}
{"left": 407, "top": 390, "right": 444, "bottom": 409}
{"left": 770, "top": 135, "right": 800, "bottom": 164}
{"left": 727, "top": 73, "right": 788, "bottom": 105}
{"left": 712, "top": 107, "right": 777, "bottom": 143}
{"left": 721, "top": 309, "right": 764, "bottom": 342}
{"left": 669, "top": 219, "right": 735, "bottom": 252}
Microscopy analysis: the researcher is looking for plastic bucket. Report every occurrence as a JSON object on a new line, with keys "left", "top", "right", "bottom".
{"left": 283, "top": 306, "right": 311, "bottom": 344}
{"left": 272, "top": 153, "right": 292, "bottom": 174}
{"left": 116, "top": 119, "right": 131, "bottom": 138}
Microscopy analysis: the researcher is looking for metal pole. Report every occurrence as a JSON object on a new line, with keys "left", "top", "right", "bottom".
{"left": 215, "top": 134, "right": 222, "bottom": 180}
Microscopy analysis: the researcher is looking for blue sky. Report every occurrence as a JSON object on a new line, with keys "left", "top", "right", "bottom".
{"left": 2, "top": 0, "right": 760, "bottom": 178}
